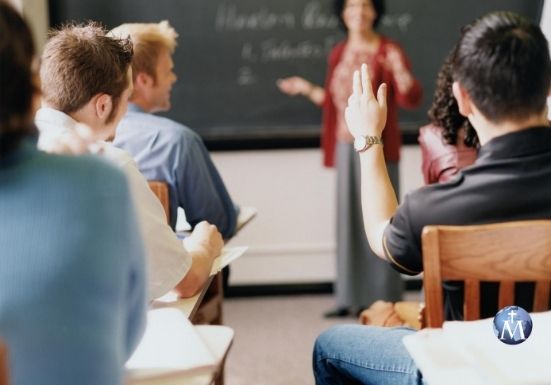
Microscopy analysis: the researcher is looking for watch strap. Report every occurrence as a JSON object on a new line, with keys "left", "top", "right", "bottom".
{"left": 356, "top": 135, "right": 383, "bottom": 152}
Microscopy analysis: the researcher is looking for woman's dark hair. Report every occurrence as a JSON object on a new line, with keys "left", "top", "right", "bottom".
{"left": 428, "top": 51, "right": 479, "bottom": 148}
{"left": 334, "top": 0, "right": 385, "bottom": 31}
{"left": 0, "top": 1, "right": 37, "bottom": 157}
{"left": 452, "top": 11, "right": 551, "bottom": 123}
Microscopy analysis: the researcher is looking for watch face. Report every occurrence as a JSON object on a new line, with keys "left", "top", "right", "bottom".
{"left": 354, "top": 136, "right": 367, "bottom": 151}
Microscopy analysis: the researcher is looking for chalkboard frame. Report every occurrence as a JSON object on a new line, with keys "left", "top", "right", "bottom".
{"left": 48, "top": 0, "right": 545, "bottom": 151}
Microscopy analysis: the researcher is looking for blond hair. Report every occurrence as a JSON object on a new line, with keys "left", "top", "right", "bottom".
{"left": 109, "top": 21, "right": 177, "bottom": 82}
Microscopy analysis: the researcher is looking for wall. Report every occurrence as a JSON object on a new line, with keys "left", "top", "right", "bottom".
{"left": 9, "top": 0, "right": 49, "bottom": 52}
{"left": 212, "top": 145, "right": 423, "bottom": 285}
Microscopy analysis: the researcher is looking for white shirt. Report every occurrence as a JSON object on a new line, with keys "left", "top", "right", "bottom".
{"left": 35, "top": 107, "right": 191, "bottom": 300}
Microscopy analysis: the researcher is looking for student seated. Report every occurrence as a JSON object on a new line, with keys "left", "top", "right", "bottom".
{"left": 314, "top": 11, "right": 551, "bottom": 385}
{"left": 109, "top": 22, "right": 238, "bottom": 238}
{"left": 36, "top": 22, "right": 223, "bottom": 300}
{"left": 418, "top": 51, "right": 478, "bottom": 184}
{"left": 0, "top": 3, "right": 146, "bottom": 385}
{"left": 359, "top": 52, "right": 481, "bottom": 329}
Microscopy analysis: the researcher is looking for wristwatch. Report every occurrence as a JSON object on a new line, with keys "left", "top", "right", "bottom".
{"left": 353, "top": 135, "right": 383, "bottom": 152}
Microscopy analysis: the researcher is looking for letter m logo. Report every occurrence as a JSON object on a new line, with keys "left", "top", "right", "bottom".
{"left": 500, "top": 320, "right": 526, "bottom": 340}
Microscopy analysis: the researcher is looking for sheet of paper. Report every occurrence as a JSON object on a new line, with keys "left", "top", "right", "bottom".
{"left": 236, "top": 206, "right": 257, "bottom": 232}
{"left": 175, "top": 206, "right": 257, "bottom": 237}
{"left": 403, "top": 311, "right": 551, "bottom": 385}
{"left": 126, "top": 308, "right": 216, "bottom": 380}
{"left": 210, "top": 246, "right": 248, "bottom": 276}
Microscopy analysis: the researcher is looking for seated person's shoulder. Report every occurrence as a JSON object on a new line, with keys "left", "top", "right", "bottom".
{"left": 142, "top": 112, "right": 200, "bottom": 142}
{"left": 418, "top": 124, "right": 450, "bottom": 158}
{"left": 101, "top": 143, "right": 138, "bottom": 168}
{"left": 37, "top": 151, "right": 128, "bottom": 192}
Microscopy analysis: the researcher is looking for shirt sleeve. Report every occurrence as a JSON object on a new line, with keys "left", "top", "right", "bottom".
{"left": 382, "top": 198, "right": 423, "bottom": 276}
{"left": 385, "top": 42, "right": 423, "bottom": 109}
{"left": 120, "top": 156, "right": 191, "bottom": 300}
{"left": 176, "top": 132, "right": 238, "bottom": 239}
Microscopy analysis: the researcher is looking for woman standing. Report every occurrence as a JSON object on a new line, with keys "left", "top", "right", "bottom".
{"left": 278, "top": 0, "right": 422, "bottom": 316}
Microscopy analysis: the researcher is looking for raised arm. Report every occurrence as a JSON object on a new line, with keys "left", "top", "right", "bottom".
{"left": 344, "top": 63, "right": 398, "bottom": 259}
{"left": 277, "top": 76, "right": 325, "bottom": 106}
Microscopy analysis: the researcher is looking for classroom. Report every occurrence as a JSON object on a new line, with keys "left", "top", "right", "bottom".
{"left": 1, "top": 0, "right": 551, "bottom": 384}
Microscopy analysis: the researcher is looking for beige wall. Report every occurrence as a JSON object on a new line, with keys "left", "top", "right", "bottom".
{"left": 8, "top": 0, "right": 49, "bottom": 52}
{"left": 6, "top": 0, "right": 22, "bottom": 9}
{"left": 212, "top": 145, "right": 423, "bottom": 285}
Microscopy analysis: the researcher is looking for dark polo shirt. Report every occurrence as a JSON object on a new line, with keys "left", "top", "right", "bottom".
{"left": 383, "top": 126, "right": 551, "bottom": 319}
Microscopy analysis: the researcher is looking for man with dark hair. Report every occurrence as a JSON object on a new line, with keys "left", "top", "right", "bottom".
{"left": 36, "top": 22, "right": 225, "bottom": 301}
{"left": 313, "top": 11, "right": 551, "bottom": 385}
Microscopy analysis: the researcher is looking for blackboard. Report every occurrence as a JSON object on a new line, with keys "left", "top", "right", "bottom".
{"left": 49, "top": 0, "right": 544, "bottom": 143}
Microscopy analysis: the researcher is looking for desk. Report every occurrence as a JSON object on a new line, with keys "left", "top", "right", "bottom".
{"left": 153, "top": 247, "right": 248, "bottom": 322}
{"left": 176, "top": 206, "right": 257, "bottom": 239}
{"left": 126, "top": 308, "right": 234, "bottom": 385}
{"left": 152, "top": 274, "right": 218, "bottom": 322}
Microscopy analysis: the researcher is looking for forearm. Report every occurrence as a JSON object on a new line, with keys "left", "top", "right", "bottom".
{"left": 358, "top": 145, "right": 399, "bottom": 258}
{"left": 306, "top": 84, "right": 326, "bottom": 106}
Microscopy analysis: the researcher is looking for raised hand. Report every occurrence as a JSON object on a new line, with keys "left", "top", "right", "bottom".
{"left": 345, "top": 63, "right": 388, "bottom": 139}
{"left": 276, "top": 76, "right": 312, "bottom": 96}
{"left": 380, "top": 46, "right": 414, "bottom": 93}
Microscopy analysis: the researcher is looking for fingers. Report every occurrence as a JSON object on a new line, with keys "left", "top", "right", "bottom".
{"left": 344, "top": 106, "right": 353, "bottom": 136}
{"left": 377, "top": 83, "right": 388, "bottom": 111}
{"left": 196, "top": 221, "right": 218, "bottom": 233}
{"left": 353, "top": 70, "right": 361, "bottom": 98}
{"left": 361, "top": 63, "right": 374, "bottom": 99}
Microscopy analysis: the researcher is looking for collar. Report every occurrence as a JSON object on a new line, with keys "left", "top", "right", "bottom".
{"left": 34, "top": 107, "right": 104, "bottom": 154}
{"left": 127, "top": 103, "right": 145, "bottom": 113}
{"left": 35, "top": 107, "right": 78, "bottom": 134}
{"left": 477, "top": 126, "right": 551, "bottom": 162}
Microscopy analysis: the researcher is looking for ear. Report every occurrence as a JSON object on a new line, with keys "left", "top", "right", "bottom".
{"left": 135, "top": 71, "right": 154, "bottom": 90}
{"left": 94, "top": 93, "right": 113, "bottom": 123}
{"left": 452, "top": 81, "right": 472, "bottom": 117}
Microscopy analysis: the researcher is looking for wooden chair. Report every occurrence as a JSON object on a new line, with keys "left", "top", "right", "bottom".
{"left": 0, "top": 341, "right": 8, "bottom": 385}
{"left": 147, "top": 181, "right": 170, "bottom": 222}
{"left": 147, "top": 181, "right": 225, "bottom": 327}
{"left": 421, "top": 220, "right": 551, "bottom": 328}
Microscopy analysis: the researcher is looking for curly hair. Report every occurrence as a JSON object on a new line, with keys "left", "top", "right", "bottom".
{"left": 428, "top": 52, "right": 478, "bottom": 148}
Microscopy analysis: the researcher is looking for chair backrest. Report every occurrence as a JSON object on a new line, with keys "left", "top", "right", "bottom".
{"left": 147, "top": 180, "right": 225, "bottom": 330}
{"left": 421, "top": 220, "right": 551, "bottom": 327}
{"left": 147, "top": 181, "right": 170, "bottom": 223}
{"left": 0, "top": 341, "right": 9, "bottom": 385}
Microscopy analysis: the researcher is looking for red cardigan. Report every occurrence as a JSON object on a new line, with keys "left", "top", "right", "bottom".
{"left": 321, "top": 38, "right": 422, "bottom": 167}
